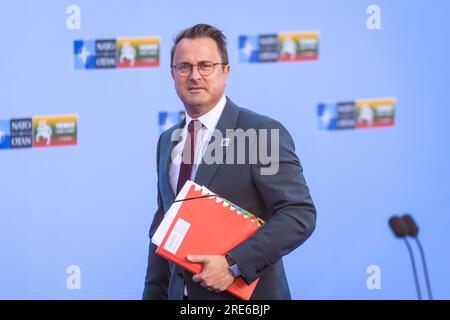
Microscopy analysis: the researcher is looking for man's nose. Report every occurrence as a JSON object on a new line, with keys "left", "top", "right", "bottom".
{"left": 189, "top": 65, "right": 202, "bottom": 80}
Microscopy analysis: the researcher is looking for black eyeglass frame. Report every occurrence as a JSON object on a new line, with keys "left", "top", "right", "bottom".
{"left": 171, "top": 61, "right": 229, "bottom": 77}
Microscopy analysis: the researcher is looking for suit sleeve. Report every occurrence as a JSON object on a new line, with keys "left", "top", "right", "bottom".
{"left": 229, "top": 120, "right": 317, "bottom": 284}
{"left": 142, "top": 135, "right": 171, "bottom": 299}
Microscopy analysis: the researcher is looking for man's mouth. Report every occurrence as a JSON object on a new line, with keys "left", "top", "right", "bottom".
{"left": 188, "top": 87, "right": 206, "bottom": 92}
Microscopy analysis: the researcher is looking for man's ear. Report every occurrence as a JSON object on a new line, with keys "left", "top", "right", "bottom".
{"left": 223, "top": 64, "right": 231, "bottom": 84}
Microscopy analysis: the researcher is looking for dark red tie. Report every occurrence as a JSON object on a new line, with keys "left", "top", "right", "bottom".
{"left": 176, "top": 120, "right": 199, "bottom": 195}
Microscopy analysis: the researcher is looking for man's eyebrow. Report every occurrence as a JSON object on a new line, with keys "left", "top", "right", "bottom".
{"left": 174, "top": 60, "right": 212, "bottom": 64}
{"left": 174, "top": 61, "right": 191, "bottom": 64}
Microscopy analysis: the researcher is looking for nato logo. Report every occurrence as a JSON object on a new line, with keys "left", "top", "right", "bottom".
{"left": 239, "top": 34, "right": 279, "bottom": 63}
{"left": 336, "top": 102, "right": 356, "bottom": 129}
{"left": 239, "top": 35, "right": 259, "bottom": 63}
{"left": 95, "top": 39, "right": 117, "bottom": 68}
{"left": 74, "top": 40, "right": 96, "bottom": 69}
{"left": 159, "top": 111, "right": 185, "bottom": 134}
{"left": 257, "top": 34, "right": 279, "bottom": 62}
{"left": 0, "top": 120, "right": 11, "bottom": 149}
{"left": 317, "top": 103, "right": 337, "bottom": 130}
{"left": 10, "top": 118, "right": 32, "bottom": 148}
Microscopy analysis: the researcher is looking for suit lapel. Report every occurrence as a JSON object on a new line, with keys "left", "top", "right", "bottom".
{"left": 194, "top": 97, "right": 239, "bottom": 188}
{"left": 161, "top": 118, "right": 185, "bottom": 201}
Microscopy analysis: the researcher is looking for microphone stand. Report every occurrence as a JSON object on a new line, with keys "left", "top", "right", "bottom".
{"left": 414, "top": 237, "right": 433, "bottom": 300}
{"left": 403, "top": 237, "right": 422, "bottom": 300}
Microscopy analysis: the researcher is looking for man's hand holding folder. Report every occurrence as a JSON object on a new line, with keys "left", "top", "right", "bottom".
{"left": 152, "top": 180, "right": 264, "bottom": 300}
{"left": 187, "top": 255, "right": 234, "bottom": 293}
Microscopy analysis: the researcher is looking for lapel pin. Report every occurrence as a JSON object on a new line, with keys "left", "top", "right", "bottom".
{"left": 221, "top": 138, "right": 230, "bottom": 147}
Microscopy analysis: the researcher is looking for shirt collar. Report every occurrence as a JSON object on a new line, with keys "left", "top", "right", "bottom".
{"left": 184, "top": 95, "right": 226, "bottom": 133}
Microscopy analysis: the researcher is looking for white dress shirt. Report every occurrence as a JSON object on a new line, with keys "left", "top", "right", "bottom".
{"left": 169, "top": 95, "right": 227, "bottom": 195}
{"left": 168, "top": 95, "right": 226, "bottom": 298}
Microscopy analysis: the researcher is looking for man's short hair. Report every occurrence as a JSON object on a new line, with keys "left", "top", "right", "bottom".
{"left": 170, "top": 23, "right": 229, "bottom": 67}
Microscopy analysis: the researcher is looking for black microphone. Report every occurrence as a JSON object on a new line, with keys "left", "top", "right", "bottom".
{"left": 402, "top": 214, "right": 418, "bottom": 236}
{"left": 388, "top": 215, "right": 422, "bottom": 300}
{"left": 389, "top": 216, "right": 409, "bottom": 238}
{"left": 401, "top": 214, "right": 433, "bottom": 300}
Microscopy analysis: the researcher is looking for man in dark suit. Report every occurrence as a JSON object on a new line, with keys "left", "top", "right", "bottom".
{"left": 143, "top": 24, "right": 316, "bottom": 300}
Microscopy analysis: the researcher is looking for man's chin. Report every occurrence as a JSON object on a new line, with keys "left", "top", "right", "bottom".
{"left": 183, "top": 97, "right": 208, "bottom": 108}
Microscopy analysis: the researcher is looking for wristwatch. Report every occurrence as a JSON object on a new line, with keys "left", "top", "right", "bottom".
{"left": 225, "top": 253, "right": 242, "bottom": 278}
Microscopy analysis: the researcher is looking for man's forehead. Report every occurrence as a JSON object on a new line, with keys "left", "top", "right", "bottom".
{"left": 173, "top": 37, "right": 221, "bottom": 61}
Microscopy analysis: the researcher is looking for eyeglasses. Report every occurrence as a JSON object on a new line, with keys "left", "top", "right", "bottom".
{"left": 171, "top": 60, "right": 228, "bottom": 77}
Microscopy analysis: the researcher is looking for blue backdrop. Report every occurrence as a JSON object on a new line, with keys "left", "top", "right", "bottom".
{"left": 1, "top": 0, "right": 449, "bottom": 299}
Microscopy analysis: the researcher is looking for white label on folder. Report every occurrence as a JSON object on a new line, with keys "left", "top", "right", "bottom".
{"left": 163, "top": 218, "right": 191, "bottom": 254}
{"left": 151, "top": 180, "right": 194, "bottom": 246}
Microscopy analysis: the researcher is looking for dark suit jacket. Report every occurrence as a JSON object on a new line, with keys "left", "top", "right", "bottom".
{"left": 143, "top": 97, "right": 316, "bottom": 300}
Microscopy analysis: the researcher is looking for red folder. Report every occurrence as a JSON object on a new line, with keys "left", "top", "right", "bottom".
{"left": 153, "top": 181, "right": 264, "bottom": 300}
